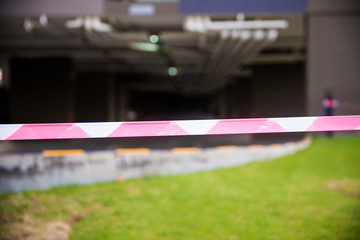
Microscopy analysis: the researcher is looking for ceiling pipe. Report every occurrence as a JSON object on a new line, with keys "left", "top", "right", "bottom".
{"left": 228, "top": 29, "right": 278, "bottom": 72}
{"left": 183, "top": 15, "right": 288, "bottom": 33}
{"left": 205, "top": 20, "right": 288, "bottom": 31}
{"left": 66, "top": 16, "right": 112, "bottom": 32}
{"left": 209, "top": 30, "right": 266, "bottom": 84}
{"left": 204, "top": 30, "right": 233, "bottom": 76}
{"left": 218, "top": 30, "right": 252, "bottom": 77}
{"left": 212, "top": 29, "right": 279, "bottom": 88}
{"left": 207, "top": 30, "right": 259, "bottom": 83}
{"left": 24, "top": 14, "right": 49, "bottom": 32}
{"left": 183, "top": 15, "right": 287, "bottom": 88}
{"left": 207, "top": 30, "right": 241, "bottom": 78}
{"left": 203, "top": 30, "right": 230, "bottom": 72}
{"left": 23, "top": 15, "right": 82, "bottom": 45}
{"left": 208, "top": 30, "right": 252, "bottom": 82}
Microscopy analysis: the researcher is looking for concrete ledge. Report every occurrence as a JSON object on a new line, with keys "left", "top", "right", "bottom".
{"left": 0, "top": 136, "right": 311, "bottom": 192}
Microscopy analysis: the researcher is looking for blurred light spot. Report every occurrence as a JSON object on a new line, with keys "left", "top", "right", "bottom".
{"left": 39, "top": 14, "right": 48, "bottom": 26}
{"left": 130, "top": 42, "right": 160, "bottom": 52}
{"left": 168, "top": 67, "right": 178, "bottom": 76}
{"left": 236, "top": 13, "right": 245, "bottom": 21}
{"left": 149, "top": 34, "right": 159, "bottom": 43}
{"left": 65, "top": 17, "right": 83, "bottom": 29}
{"left": 24, "top": 18, "right": 34, "bottom": 32}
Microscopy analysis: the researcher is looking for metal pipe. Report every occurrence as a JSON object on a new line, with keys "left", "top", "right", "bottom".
{"left": 209, "top": 30, "right": 265, "bottom": 85}
{"left": 241, "top": 29, "right": 279, "bottom": 63}
{"left": 207, "top": 30, "right": 241, "bottom": 78}
{"left": 66, "top": 16, "right": 112, "bottom": 32}
{"left": 183, "top": 15, "right": 287, "bottom": 88}
{"left": 212, "top": 29, "right": 279, "bottom": 89}
{"left": 206, "top": 20, "right": 288, "bottom": 31}
{"left": 230, "top": 29, "right": 278, "bottom": 70}
{"left": 183, "top": 15, "right": 288, "bottom": 33}
{"left": 209, "top": 30, "right": 252, "bottom": 83}
{"left": 203, "top": 30, "right": 230, "bottom": 75}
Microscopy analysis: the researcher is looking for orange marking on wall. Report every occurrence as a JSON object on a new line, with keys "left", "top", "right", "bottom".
{"left": 248, "top": 144, "right": 263, "bottom": 149}
{"left": 43, "top": 149, "right": 85, "bottom": 157}
{"left": 116, "top": 148, "right": 150, "bottom": 155}
{"left": 215, "top": 145, "right": 238, "bottom": 150}
{"left": 270, "top": 144, "right": 281, "bottom": 148}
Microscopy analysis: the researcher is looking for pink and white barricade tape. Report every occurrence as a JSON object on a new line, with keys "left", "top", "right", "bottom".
{"left": 0, "top": 115, "right": 360, "bottom": 141}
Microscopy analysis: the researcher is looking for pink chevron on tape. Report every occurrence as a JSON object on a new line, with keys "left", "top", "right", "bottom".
{"left": 0, "top": 115, "right": 359, "bottom": 141}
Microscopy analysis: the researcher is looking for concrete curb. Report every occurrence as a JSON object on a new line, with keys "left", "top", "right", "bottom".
{"left": 0, "top": 136, "right": 311, "bottom": 192}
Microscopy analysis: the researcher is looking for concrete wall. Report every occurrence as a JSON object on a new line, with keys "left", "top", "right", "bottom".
{"left": 307, "top": 0, "right": 360, "bottom": 116}
{"left": 252, "top": 63, "right": 305, "bottom": 117}
{"left": 225, "top": 79, "right": 254, "bottom": 118}
{"left": 74, "top": 73, "right": 109, "bottom": 122}
{"left": 0, "top": 138, "right": 311, "bottom": 192}
{"left": 9, "top": 60, "right": 131, "bottom": 123}
{"left": 10, "top": 58, "right": 71, "bottom": 123}
{"left": 0, "top": 56, "right": 10, "bottom": 123}
{"left": 74, "top": 73, "right": 130, "bottom": 122}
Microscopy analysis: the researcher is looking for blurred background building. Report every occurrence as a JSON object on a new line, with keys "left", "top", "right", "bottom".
{"left": 0, "top": 0, "right": 359, "bottom": 124}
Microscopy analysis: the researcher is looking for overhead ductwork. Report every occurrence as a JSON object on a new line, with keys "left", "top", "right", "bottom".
{"left": 21, "top": 14, "right": 289, "bottom": 91}
{"left": 183, "top": 15, "right": 288, "bottom": 89}
{"left": 207, "top": 29, "right": 279, "bottom": 89}
{"left": 183, "top": 15, "right": 288, "bottom": 32}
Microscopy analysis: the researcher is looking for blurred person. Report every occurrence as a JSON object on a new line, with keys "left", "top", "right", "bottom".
{"left": 322, "top": 92, "right": 338, "bottom": 116}
{"left": 322, "top": 92, "right": 338, "bottom": 137}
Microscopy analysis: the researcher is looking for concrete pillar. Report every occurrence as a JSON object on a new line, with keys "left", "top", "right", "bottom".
{"left": 67, "top": 71, "right": 76, "bottom": 123}
{"left": 118, "top": 81, "right": 128, "bottom": 121}
{"left": 307, "top": 0, "right": 360, "bottom": 116}
{"left": 0, "top": 56, "right": 10, "bottom": 89}
{"left": 108, "top": 73, "right": 116, "bottom": 122}
{"left": 0, "top": 56, "right": 10, "bottom": 123}
{"left": 225, "top": 79, "right": 253, "bottom": 118}
{"left": 253, "top": 64, "right": 305, "bottom": 118}
{"left": 218, "top": 89, "right": 227, "bottom": 118}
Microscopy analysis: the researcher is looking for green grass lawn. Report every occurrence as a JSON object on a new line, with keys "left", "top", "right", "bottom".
{"left": 1, "top": 136, "right": 360, "bottom": 240}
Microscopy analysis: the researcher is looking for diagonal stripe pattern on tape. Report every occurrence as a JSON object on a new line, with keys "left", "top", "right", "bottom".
{"left": 0, "top": 115, "right": 359, "bottom": 141}
{"left": 271, "top": 117, "right": 317, "bottom": 132}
